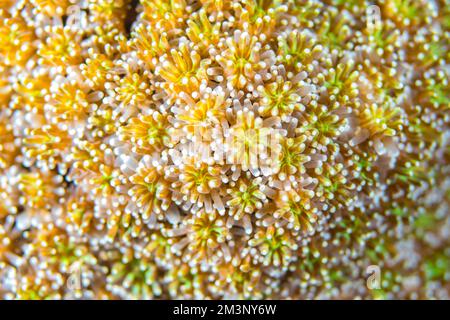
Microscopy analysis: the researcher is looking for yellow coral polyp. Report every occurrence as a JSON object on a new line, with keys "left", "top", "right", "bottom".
{"left": 0, "top": 0, "right": 448, "bottom": 301}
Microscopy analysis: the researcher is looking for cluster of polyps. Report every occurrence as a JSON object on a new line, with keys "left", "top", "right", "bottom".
{"left": 0, "top": 0, "right": 449, "bottom": 299}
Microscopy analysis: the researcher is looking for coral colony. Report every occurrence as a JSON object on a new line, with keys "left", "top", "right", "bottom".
{"left": 0, "top": 0, "right": 449, "bottom": 300}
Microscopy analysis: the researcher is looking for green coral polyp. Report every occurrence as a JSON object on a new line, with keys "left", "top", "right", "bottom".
{"left": 0, "top": 0, "right": 448, "bottom": 301}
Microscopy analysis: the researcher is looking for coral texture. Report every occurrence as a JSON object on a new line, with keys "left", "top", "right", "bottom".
{"left": 0, "top": 0, "right": 449, "bottom": 299}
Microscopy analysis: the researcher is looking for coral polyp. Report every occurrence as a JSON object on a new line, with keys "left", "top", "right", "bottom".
{"left": 0, "top": 0, "right": 449, "bottom": 300}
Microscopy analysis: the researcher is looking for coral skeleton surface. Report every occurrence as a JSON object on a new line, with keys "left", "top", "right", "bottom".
{"left": 0, "top": 0, "right": 449, "bottom": 299}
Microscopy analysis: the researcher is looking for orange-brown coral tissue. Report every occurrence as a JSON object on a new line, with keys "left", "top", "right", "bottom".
{"left": 0, "top": 0, "right": 449, "bottom": 300}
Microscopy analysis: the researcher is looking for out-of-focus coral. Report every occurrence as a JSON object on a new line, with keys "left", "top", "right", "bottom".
{"left": 0, "top": 0, "right": 449, "bottom": 299}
